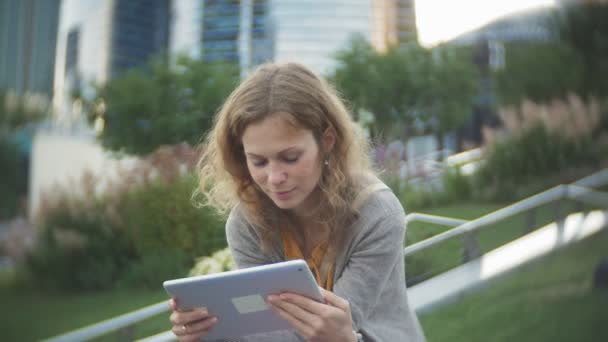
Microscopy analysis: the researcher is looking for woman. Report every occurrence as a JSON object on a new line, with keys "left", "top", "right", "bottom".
{"left": 169, "top": 62, "right": 425, "bottom": 342}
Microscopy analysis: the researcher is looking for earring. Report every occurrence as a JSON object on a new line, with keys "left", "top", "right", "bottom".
{"left": 324, "top": 159, "right": 329, "bottom": 166}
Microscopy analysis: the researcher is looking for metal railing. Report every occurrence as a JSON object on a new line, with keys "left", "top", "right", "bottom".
{"left": 403, "top": 169, "right": 608, "bottom": 259}
{"left": 44, "top": 169, "right": 608, "bottom": 342}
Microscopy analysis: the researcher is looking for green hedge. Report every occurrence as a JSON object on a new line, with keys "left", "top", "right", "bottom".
{"left": 25, "top": 203, "right": 134, "bottom": 290}
{"left": 122, "top": 174, "right": 227, "bottom": 263}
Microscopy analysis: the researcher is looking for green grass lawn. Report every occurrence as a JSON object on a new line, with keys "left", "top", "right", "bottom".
{"left": 0, "top": 281, "right": 169, "bottom": 341}
{"left": 405, "top": 200, "right": 590, "bottom": 283}
{"left": 419, "top": 229, "right": 608, "bottom": 342}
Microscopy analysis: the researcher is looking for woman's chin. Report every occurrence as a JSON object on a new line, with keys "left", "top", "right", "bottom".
{"left": 272, "top": 199, "right": 296, "bottom": 209}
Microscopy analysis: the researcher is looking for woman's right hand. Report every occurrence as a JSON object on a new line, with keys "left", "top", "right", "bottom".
{"left": 169, "top": 298, "right": 218, "bottom": 341}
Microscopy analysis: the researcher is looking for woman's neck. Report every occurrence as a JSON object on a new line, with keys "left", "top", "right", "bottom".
{"left": 289, "top": 187, "right": 323, "bottom": 220}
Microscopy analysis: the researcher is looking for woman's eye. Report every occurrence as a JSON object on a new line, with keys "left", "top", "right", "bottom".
{"left": 283, "top": 156, "right": 299, "bottom": 163}
{"left": 251, "top": 159, "right": 267, "bottom": 167}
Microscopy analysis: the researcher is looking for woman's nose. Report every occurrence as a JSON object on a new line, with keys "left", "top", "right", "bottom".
{"left": 268, "top": 165, "right": 287, "bottom": 185}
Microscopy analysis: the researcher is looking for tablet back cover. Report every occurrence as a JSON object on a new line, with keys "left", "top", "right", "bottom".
{"left": 163, "top": 260, "right": 321, "bottom": 340}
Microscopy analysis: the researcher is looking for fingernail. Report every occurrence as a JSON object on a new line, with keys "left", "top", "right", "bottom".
{"left": 267, "top": 295, "right": 278, "bottom": 302}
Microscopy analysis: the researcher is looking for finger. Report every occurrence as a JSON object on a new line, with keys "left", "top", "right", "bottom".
{"left": 187, "top": 316, "right": 218, "bottom": 334}
{"left": 269, "top": 295, "right": 318, "bottom": 323}
{"left": 169, "top": 298, "right": 178, "bottom": 311}
{"left": 269, "top": 301, "right": 314, "bottom": 338}
{"left": 320, "top": 288, "right": 349, "bottom": 311}
{"left": 277, "top": 292, "right": 327, "bottom": 315}
{"left": 171, "top": 317, "right": 216, "bottom": 339}
{"left": 170, "top": 307, "right": 210, "bottom": 326}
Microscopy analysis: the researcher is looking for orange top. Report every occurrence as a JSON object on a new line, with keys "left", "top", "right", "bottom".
{"left": 281, "top": 228, "right": 334, "bottom": 290}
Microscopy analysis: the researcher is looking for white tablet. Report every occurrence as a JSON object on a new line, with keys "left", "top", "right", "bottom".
{"left": 163, "top": 259, "right": 323, "bottom": 341}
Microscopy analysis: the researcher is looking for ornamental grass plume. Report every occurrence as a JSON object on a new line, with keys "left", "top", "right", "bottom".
{"left": 496, "top": 93, "right": 601, "bottom": 141}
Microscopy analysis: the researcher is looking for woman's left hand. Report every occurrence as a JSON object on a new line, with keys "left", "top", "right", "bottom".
{"left": 267, "top": 287, "right": 356, "bottom": 342}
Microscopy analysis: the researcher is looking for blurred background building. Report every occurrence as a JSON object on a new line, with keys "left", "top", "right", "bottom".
{"left": 51, "top": 0, "right": 417, "bottom": 126}
{"left": 53, "top": 0, "right": 170, "bottom": 127}
{"left": 171, "top": 0, "right": 417, "bottom": 76}
{"left": 0, "top": 0, "right": 60, "bottom": 99}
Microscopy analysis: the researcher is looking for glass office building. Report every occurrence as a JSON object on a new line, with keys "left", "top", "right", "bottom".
{"left": 110, "top": 0, "right": 170, "bottom": 77}
{"left": 171, "top": 0, "right": 417, "bottom": 76}
{"left": 53, "top": 0, "right": 170, "bottom": 123}
{"left": 0, "top": 0, "right": 61, "bottom": 97}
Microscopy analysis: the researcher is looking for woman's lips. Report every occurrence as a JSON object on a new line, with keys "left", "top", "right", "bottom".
{"left": 273, "top": 189, "right": 293, "bottom": 200}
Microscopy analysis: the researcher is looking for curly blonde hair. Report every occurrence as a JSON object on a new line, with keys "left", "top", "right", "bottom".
{"left": 197, "top": 62, "right": 374, "bottom": 254}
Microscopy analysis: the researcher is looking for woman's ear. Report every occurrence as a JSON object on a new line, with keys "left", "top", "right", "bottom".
{"left": 322, "top": 126, "right": 336, "bottom": 154}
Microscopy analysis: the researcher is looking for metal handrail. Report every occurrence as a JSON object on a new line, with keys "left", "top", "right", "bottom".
{"left": 45, "top": 168, "right": 608, "bottom": 342}
{"left": 404, "top": 213, "right": 468, "bottom": 227}
{"left": 43, "top": 302, "right": 169, "bottom": 342}
{"left": 403, "top": 169, "right": 608, "bottom": 257}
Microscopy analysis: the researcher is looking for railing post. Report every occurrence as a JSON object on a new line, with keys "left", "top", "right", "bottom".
{"left": 461, "top": 232, "right": 482, "bottom": 262}
{"left": 524, "top": 207, "right": 536, "bottom": 234}
{"left": 575, "top": 200, "right": 585, "bottom": 214}
{"left": 555, "top": 189, "right": 566, "bottom": 223}
{"left": 117, "top": 325, "right": 135, "bottom": 342}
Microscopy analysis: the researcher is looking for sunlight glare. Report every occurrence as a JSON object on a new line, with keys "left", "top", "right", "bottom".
{"left": 416, "top": 0, "right": 557, "bottom": 47}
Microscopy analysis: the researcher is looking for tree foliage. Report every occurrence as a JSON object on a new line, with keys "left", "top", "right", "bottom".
{"left": 94, "top": 56, "right": 239, "bottom": 155}
{"left": 495, "top": 3, "right": 608, "bottom": 106}
{"left": 553, "top": 2, "right": 608, "bottom": 98}
{"left": 493, "top": 42, "right": 584, "bottom": 106}
{"left": 424, "top": 46, "right": 478, "bottom": 149}
{"left": 331, "top": 36, "right": 478, "bottom": 144}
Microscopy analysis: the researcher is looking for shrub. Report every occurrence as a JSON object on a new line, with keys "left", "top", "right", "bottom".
{"left": 24, "top": 144, "right": 227, "bottom": 291}
{"left": 123, "top": 174, "right": 227, "bottom": 261}
{"left": 115, "top": 250, "right": 190, "bottom": 290}
{"left": 189, "top": 248, "right": 236, "bottom": 276}
{"left": 475, "top": 96, "right": 606, "bottom": 201}
{"left": 389, "top": 166, "right": 472, "bottom": 211}
{"left": 25, "top": 202, "right": 134, "bottom": 290}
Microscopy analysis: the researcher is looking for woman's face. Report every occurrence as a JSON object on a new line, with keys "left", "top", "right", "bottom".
{"left": 241, "top": 114, "right": 333, "bottom": 216}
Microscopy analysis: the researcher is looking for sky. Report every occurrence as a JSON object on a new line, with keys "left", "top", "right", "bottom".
{"left": 416, "top": 0, "right": 557, "bottom": 47}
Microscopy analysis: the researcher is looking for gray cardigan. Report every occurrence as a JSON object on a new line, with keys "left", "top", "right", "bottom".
{"left": 224, "top": 179, "right": 426, "bottom": 342}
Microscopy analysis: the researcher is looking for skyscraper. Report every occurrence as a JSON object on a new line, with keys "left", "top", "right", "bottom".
{"left": 53, "top": 0, "right": 170, "bottom": 122}
{"left": 371, "top": 0, "right": 417, "bottom": 52}
{"left": 109, "top": 0, "right": 170, "bottom": 77}
{"left": 170, "top": 0, "right": 418, "bottom": 76}
{"left": 0, "top": 0, "right": 61, "bottom": 97}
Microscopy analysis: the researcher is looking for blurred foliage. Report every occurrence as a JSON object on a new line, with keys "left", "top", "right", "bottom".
{"left": 0, "top": 90, "right": 47, "bottom": 220}
{"left": 0, "top": 89, "right": 47, "bottom": 133}
{"left": 424, "top": 46, "right": 478, "bottom": 151}
{"left": 189, "top": 248, "right": 236, "bottom": 276}
{"left": 493, "top": 42, "right": 584, "bottom": 106}
{"left": 553, "top": 2, "right": 608, "bottom": 99}
{"left": 332, "top": 35, "right": 478, "bottom": 144}
{"left": 495, "top": 3, "right": 608, "bottom": 106}
{"left": 92, "top": 56, "right": 239, "bottom": 155}
{"left": 122, "top": 174, "right": 226, "bottom": 261}
{"left": 23, "top": 145, "right": 227, "bottom": 291}
{"left": 387, "top": 167, "right": 472, "bottom": 211}
{"left": 475, "top": 125, "right": 600, "bottom": 202}
{"left": 25, "top": 205, "right": 134, "bottom": 290}
{"left": 0, "top": 136, "right": 26, "bottom": 220}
